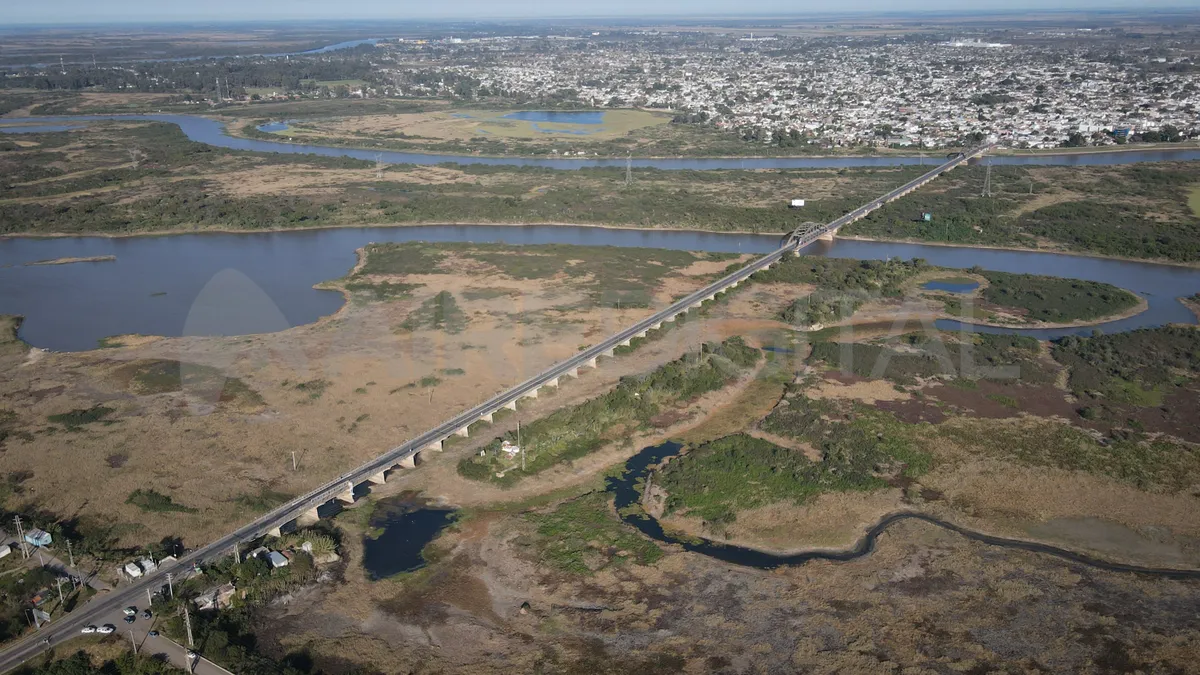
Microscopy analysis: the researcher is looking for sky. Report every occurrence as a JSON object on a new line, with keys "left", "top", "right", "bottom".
{"left": 6, "top": 0, "right": 1194, "bottom": 24}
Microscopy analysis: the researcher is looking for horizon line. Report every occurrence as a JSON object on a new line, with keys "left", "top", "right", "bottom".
{"left": 5, "top": 6, "right": 1200, "bottom": 29}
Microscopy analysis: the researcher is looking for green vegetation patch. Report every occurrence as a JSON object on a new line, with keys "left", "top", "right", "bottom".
{"left": 342, "top": 280, "right": 422, "bottom": 302}
{"left": 112, "top": 359, "right": 264, "bottom": 407}
{"left": 808, "top": 332, "right": 1051, "bottom": 385}
{"left": 1189, "top": 186, "right": 1200, "bottom": 219}
{"left": 398, "top": 291, "right": 467, "bottom": 334}
{"left": 358, "top": 241, "right": 733, "bottom": 308}
{"left": 977, "top": 270, "right": 1139, "bottom": 323}
{"left": 356, "top": 242, "right": 449, "bottom": 275}
{"left": 458, "top": 337, "right": 760, "bottom": 485}
{"left": 523, "top": 492, "right": 662, "bottom": 574}
{"left": 938, "top": 419, "right": 1200, "bottom": 493}
{"left": 0, "top": 410, "right": 33, "bottom": 451}
{"left": 755, "top": 255, "right": 929, "bottom": 296}
{"left": 1052, "top": 326, "right": 1200, "bottom": 402}
{"left": 126, "top": 488, "right": 197, "bottom": 513}
{"left": 841, "top": 164, "right": 1200, "bottom": 262}
{"left": 47, "top": 405, "right": 114, "bottom": 430}
{"left": 0, "top": 315, "right": 29, "bottom": 358}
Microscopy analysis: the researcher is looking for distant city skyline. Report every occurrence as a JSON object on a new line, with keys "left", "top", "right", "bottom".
{"left": 7, "top": 0, "right": 1198, "bottom": 25}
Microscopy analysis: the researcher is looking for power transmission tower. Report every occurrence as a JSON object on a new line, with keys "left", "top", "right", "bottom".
{"left": 13, "top": 516, "right": 27, "bottom": 559}
{"left": 182, "top": 605, "right": 195, "bottom": 648}
{"left": 981, "top": 162, "right": 993, "bottom": 197}
{"left": 375, "top": 153, "right": 386, "bottom": 179}
{"left": 624, "top": 152, "right": 632, "bottom": 187}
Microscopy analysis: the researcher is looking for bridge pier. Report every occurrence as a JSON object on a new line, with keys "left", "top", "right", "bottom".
{"left": 336, "top": 490, "right": 355, "bottom": 504}
{"left": 818, "top": 232, "right": 835, "bottom": 242}
{"left": 425, "top": 439, "right": 443, "bottom": 452}
{"left": 298, "top": 508, "right": 320, "bottom": 526}
{"left": 689, "top": 301, "right": 703, "bottom": 310}
{"left": 503, "top": 400, "right": 518, "bottom": 411}
{"left": 454, "top": 425, "right": 470, "bottom": 438}
{"left": 602, "top": 348, "right": 614, "bottom": 358}
{"left": 618, "top": 338, "right": 631, "bottom": 347}
{"left": 585, "top": 357, "right": 598, "bottom": 368}
{"left": 523, "top": 388, "right": 539, "bottom": 400}
{"left": 268, "top": 526, "right": 283, "bottom": 539}
{"left": 480, "top": 411, "right": 493, "bottom": 423}
{"left": 368, "top": 471, "right": 387, "bottom": 484}
{"left": 650, "top": 322, "right": 661, "bottom": 331}
{"left": 398, "top": 455, "right": 417, "bottom": 469}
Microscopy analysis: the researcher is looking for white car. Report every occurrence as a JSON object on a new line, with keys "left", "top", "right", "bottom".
{"left": 122, "top": 606, "right": 137, "bottom": 616}
{"left": 186, "top": 651, "right": 197, "bottom": 660}
{"left": 97, "top": 625, "right": 115, "bottom": 635}
{"left": 80, "top": 625, "right": 97, "bottom": 634}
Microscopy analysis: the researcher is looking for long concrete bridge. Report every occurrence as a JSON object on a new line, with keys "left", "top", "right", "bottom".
{"left": 0, "top": 144, "right": 990, "bottom": 674}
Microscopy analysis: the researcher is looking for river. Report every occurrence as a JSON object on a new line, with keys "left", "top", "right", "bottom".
{"left": 2, "top": 114, "right": 1199, "bottom": 169}
{"left": 1, "top": 225, "right": 1198, "bottom": 351}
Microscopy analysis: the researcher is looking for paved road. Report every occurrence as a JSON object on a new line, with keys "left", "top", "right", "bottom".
{"left": 0, "top": 145, "right": 986, "bottom": 674}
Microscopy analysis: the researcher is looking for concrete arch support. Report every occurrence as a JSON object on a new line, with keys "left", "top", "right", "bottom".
{"left": 480, "top": 412, "right": 493, "bottom": 423}
{"left": 298, "top": 508, "right": 320, "bottom": 526}
{"left": 503, "top": 400, "right": 518, "bottom": 411}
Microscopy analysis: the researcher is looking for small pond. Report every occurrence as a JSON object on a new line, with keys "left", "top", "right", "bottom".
{"left": 361, "top": 497, "right": 456, "bottom": 580}
{"left": 501, "top": 111, "right": 606, "bottom": 125}
{"left": 256, "top": 121, "right": 293, "bottom": 132}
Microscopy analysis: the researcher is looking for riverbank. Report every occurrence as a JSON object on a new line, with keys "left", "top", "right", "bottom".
{"left": 837, "top": 234, "right": 1200, "bottom": 270}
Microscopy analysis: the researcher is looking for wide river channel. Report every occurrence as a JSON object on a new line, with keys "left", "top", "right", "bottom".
{"left": 3, "top": 114, "right": 1200, "bottom": 169}
{"left": 2, "top": 225, "right": 1198, "bottom": 351}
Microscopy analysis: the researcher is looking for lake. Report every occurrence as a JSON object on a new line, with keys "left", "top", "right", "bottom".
{"left": 3, "top": 115, "right": 1198, "bottom": 170}
{"left": 2, "top": 225, "right": 1198, "bottom": 352}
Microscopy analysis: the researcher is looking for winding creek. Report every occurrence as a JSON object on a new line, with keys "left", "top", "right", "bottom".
{"left": 2, "top": 114, "right": 1200, "bottom": 169}
{"left": 607, "top": 444, "right": 1200, "bottom": 577}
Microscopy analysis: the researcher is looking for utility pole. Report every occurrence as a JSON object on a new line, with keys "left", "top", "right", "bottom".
{"left": 166, "top": 572, "right": 174, "bottom": 600}
{"left": 129, "top": 629, "right": 138, "bottom": 655}
{"left": 13, "top": 516, "right": 27, "bottom": 559}
{"left": 66, "top": 540, "right": 74, "bottom": 568}
{"left": 625, "top": 151, "right": 632, "bottom": 187}
{"left": 146, "top": 588, "right": 153, "bottom": 606}
{"left": 292, "top": 451, "right": 298, "bottom": 472}
{"left": 233, "top": 545, "right": 240, "bottom": 565}
{"left": 182, "top": 605, "right": 195, "bottom": 648}
{"left": 981, "top": 161, "right": 993, "bottom": 197}
{"left": 55, "top": 577, "right": 65, "bottom": 606}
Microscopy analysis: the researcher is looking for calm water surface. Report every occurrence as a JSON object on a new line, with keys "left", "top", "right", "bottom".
{"left": 2, "top": 226, "right": 1198, "bottom": 351}
{"left": 361, "top": 498, "right": 455, "bottom": 580}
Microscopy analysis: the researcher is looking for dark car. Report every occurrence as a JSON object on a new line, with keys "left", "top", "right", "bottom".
{"left": 141, "top": 610, "right": 152, "bottom": 620}
{"left": 123, "top": 615, "right": 135, "bottom": 624}
{"left": 147, "top": 630, "right": 159, "bottom": 637}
